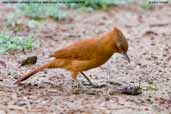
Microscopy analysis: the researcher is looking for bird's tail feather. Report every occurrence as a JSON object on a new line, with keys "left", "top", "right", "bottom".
{"left": 14, "top": 62, "right": 52, "bottom": 85}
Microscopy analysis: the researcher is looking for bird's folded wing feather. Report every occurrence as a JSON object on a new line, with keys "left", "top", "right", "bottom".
{"left": 51, "top": 39, "right": 99, "bottom": 60}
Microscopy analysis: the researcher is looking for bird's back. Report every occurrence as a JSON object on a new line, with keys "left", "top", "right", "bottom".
{"left": 51, "top": 38, "right": 100, "bottom": 60}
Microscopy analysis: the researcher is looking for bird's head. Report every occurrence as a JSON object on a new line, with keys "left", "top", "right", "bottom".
{"left": 113, "top": 27, "right": 130, "bottom": 63}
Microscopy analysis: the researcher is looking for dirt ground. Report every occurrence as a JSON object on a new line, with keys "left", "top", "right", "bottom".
{"left": 0, "top": 3, "right": 171, "bottom": 114}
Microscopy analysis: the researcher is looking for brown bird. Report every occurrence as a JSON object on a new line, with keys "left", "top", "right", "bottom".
{"left": 14, "top": 27, "right": 130, "bottom": 85}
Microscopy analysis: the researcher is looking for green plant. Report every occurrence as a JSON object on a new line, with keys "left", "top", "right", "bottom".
{"left": 16, "top": 1, "right": 66, "bottom": 20}
{"left": 0, "top": 32, "right": 38, "bottom": 54}
{"left": 141, "top": 0, "right": 152, "bottom": 9}
{"left": 67, "top": 0, "right": 133, "bottom": 9}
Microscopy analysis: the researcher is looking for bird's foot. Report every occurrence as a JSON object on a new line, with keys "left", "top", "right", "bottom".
{"left": 81, "top": 80, "right": 93, "bottom": 86}
{"left": 72, "top": 80, "right": 87, "bottom": 94}
{"left": 81, "top": 80, "right": 106, "bottom": 88}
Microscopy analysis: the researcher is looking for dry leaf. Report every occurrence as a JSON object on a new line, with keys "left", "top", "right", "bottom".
{"left": 19, "top": 56, "right": 37, "bottom": 67}
{"left": 118, "top": 86, "right": 142, "bottom": 95}
{"left": 143, "top": 30, "right": 158, "bottom": 36}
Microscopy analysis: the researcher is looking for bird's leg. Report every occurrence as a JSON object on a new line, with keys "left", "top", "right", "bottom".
{"left": 80, "top": 72, "right": 93, "bottom": 86}
{"left": 80, "top": 72, "right": 107, "bottom": 88}
{"left": 71, "top": 71, "right": 86, "bottom": 93}
{"left": 72, "top": 79, "right": 81, "bottom": 89}
{"left": 71, "top": 71, "right": 80, "bottom": 88}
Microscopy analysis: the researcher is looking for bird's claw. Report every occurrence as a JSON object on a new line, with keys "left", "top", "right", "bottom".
{"left": 81, "top": 80, "right": 93, "bottom": 86}
{"left": 81, "top": 80, "right": 106, "bottom": 88}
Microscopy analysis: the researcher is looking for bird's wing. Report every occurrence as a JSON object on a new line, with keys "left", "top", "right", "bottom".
{"left": 51, "top": 38, "right": 99, "bottom": 60}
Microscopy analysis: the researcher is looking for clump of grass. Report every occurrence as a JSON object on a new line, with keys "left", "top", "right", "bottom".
{"left": 141, "top": 0, "right": 152, "bottom": 9}
{"left": 13, "top": 0, "right": 133, "bottom": 22}
{"left": 0, "top": 32, "right": 38, "bottom": 54}
{"left": 67, "top": 0, "right": 133, "bottom": 9}
{"left": 16, "top": 2, "right": 66, "bottom": 21}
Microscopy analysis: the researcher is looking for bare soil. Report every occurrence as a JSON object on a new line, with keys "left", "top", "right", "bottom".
{"left": 0, "top": 3, "right": 171, "bottom": 114}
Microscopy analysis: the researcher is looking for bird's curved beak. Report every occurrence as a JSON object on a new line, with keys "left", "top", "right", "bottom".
{"left": 122, "top": 53, "right": 130, "bottom": 63}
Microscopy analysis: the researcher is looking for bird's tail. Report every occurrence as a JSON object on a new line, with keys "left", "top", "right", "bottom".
{"left": 14, "top": 62, "right": 52, "bottom": 85}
